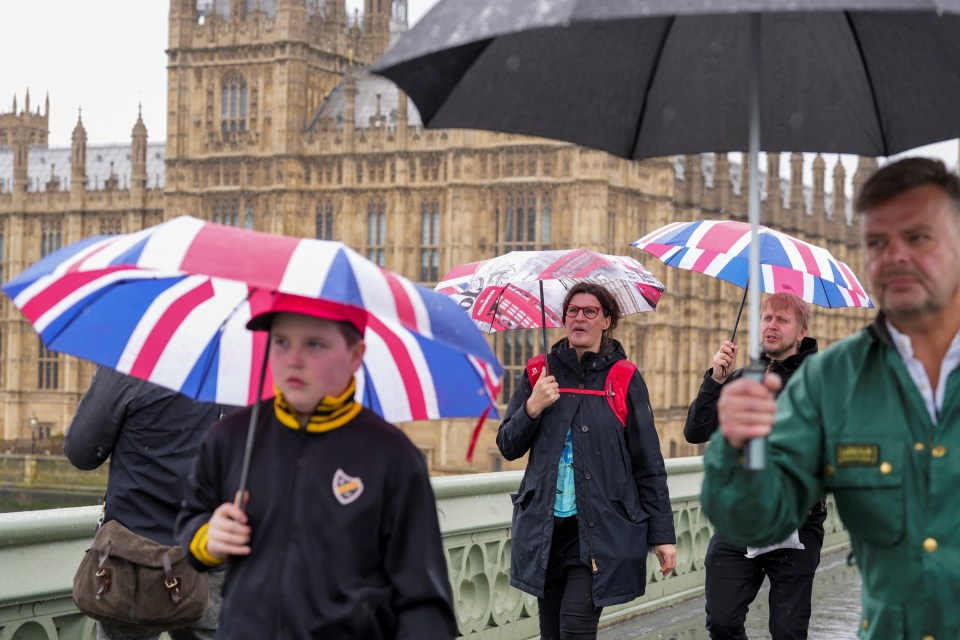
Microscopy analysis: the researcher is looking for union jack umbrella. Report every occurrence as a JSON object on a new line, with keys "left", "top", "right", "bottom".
{"left": 2, "top": 216, "right": 503, "bottom": 424}
{"left": 436, "top": 248, "right": 665, "bottom": 355}
{"left": 633, "top": 219, "right": 872, "bottom": 309}
{"left": 633, "top": 219, "right": 872, "bottom": 342}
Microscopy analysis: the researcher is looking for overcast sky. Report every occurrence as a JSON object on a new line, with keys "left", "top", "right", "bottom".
{"left": 2, "top": 0, "right": 956, "bottom": 183}
{"left": 0, "top": 0, "right": 439, "bottom": 146}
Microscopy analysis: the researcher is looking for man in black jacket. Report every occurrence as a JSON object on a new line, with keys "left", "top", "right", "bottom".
{"left": 65, "top": 366, "right": 228, "bottom": 640}
{"left": 685, "top": 292, "right": 825, "bottom": 640}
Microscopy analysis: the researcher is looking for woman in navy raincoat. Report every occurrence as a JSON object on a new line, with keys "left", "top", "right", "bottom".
{"left": 497, "top": 282, "right": 676, "bottom": 640}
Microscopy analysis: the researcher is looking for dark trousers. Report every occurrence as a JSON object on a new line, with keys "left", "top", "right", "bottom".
{"left": 538, "top": 516, "right": 602, "bottom": 640}
{"left": 704, "top": 529, "right": 821, "bottom": 640}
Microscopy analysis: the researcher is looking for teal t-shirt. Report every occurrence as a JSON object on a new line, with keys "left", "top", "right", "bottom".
{"left": 554, "top": 428, "right": 577, "bottom": 517}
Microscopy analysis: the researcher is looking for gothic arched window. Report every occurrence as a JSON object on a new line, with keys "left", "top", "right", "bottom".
{"left": 221, "top": 72, "right": 248, "bottom": 134}
{"left": 40, "top": 221, "right": 62, "bottom": 258}
{"left": 316, "top": 201, "right": 334, "bottom": 240}
{"left": 244, "top": 202, "right": 255, "bottom": 230}
{"left": 366, "top": 198, "right": 386, "bottom": 266}
{"left": 496, "top": 190, "right": 552, "bottom": 253}
{"left": 419, "top": 198, "right": 440, "bottom": 283}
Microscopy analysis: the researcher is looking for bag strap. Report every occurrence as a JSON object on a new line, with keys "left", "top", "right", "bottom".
{"left": 96, "top": 541, "right": 113, "bottom": 596}
{"left": 96, "top": 493, "right": 106, "bottom": 529}
{"left": 525, "top": 355, "right": 637, "bottom": 427}
{"left": 162, "top": 551, "right": 183, "bottom": 604}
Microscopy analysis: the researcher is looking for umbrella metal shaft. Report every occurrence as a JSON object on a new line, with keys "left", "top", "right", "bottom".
{"left": 745, "top": 13, "right": 766, "bottom": 471}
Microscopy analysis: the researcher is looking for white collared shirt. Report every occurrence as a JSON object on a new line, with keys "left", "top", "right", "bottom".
{"left": 885, "top": 318, "right": 960, "bottom": 425}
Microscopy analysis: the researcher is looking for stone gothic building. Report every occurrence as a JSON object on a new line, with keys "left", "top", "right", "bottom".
{"left": 0, "top": 0, "right": 873, "bottom": 473}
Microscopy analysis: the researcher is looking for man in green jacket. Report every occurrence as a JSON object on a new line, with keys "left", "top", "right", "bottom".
{"left": 702, "top": 156, "right": 960, "bottom": 640}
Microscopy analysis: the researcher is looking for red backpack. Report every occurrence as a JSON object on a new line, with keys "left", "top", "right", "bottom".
{"left": 525, "top": 354, "right": 637, "bottom": 427}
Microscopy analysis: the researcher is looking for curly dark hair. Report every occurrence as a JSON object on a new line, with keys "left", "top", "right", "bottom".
{"left": 561, "top": 282, "right": 621, "bottom": 349}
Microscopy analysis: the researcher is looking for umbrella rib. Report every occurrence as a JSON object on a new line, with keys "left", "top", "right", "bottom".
{"left": 843, "top": 12, "right": 889, "bottom": 154}
{"left": 628, "top": 16, "right": 676, "bottom": 159}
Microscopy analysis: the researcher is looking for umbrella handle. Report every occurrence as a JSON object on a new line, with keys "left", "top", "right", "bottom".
{"left": 741, "top": 360, "right": 767, "bottom": 471}
{"left": 235, "top": 329, "right": 272, "bottom": 505}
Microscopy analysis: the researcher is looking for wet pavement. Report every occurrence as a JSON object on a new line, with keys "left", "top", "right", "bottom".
{"left": 600, "top": 550, "right": 861, "bottom": 640}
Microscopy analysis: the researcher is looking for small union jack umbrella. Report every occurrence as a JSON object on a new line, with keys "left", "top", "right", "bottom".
{"left": 632, "top": 219, "right": 873, "bottom": 340}
{"left": 2, "top": 216, "right": 503, "bottom": 424}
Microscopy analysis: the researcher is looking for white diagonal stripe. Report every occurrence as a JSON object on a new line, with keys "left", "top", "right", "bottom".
{"left": 147, "top": 279, "right": 251, "bottom": 391}
{"left": 278, "top": 239, "right": 341, "bottom": 295}
{"left": 27, "top": 269, "right": 163, "bottom": 332}
{"left": 136, "top": 216, "right": 206, "bottom": 271}
{"left": 115, "top": 275, "right": 214, "bottom": 373}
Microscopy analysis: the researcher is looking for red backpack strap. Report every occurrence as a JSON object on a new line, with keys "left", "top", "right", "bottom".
{"left": 526, "top": 354, "right": 547, "bottom": 387}
{"left": 605, "top": 360, "right": 637, "bottom": 427}
{"left": 526, "top": 354, "right": 636, "bottom": 427}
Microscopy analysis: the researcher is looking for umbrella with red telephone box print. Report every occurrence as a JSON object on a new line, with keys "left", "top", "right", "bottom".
{"left": 436, "top": 247, "right": 665, "bottom": 349}
{"left": 436, "top": 247, "right": 664, "bottom": 460}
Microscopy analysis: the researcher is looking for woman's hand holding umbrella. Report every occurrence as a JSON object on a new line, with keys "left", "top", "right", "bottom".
{"left": 524, "top": 367, "right": 559, "bottom": 420}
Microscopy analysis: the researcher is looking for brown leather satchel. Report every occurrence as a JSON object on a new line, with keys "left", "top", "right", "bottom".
{"left": 72, "top": 520, "right": 209, "bottom": 632}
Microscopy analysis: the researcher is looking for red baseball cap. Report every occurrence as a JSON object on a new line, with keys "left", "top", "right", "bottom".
{"left": 246, "top": 292, "right": 367, "bottom": 334}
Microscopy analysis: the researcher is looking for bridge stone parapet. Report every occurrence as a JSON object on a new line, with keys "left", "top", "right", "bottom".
{"left": 0, "top": 457, "right": 848, "bottom": 640}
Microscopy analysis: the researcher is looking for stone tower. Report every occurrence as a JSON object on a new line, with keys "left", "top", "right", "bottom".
{"left": 0, "top": 91, "right": 49, "bottom": 195}
{"left": 164, "top": 0, "right": 388, "bottom": 233}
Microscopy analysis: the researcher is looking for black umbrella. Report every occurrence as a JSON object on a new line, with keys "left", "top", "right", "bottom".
{"left": 375, "top": 1, "right": 960, "bottom": 158}
{"left": 373, "top": 0, "right": 960, "bottom": 468}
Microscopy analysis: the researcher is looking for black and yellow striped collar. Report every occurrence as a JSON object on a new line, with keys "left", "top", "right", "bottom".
{"left": 274, "top": 377, "right": 361, "bottom": 432}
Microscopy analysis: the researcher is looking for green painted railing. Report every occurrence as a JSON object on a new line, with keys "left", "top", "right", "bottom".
{"left": 0, "top": 457, "right": 849, "bottom": 639}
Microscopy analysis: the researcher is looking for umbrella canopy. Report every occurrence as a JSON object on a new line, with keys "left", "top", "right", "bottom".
{"left": 3, "top": 216, "right": 503, "bottom": 423}
{"left": 373, "top": 0, "right": 960, "bottom": 159}
{"left": 435, "top": 248, "right": 664, "bottom": 334}
{"left": 633, "top": 219, "right": 873, "bottom": 310}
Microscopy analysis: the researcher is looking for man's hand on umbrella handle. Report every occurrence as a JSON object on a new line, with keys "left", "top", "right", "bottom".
{"left": 206, "top": 501, "right": 252, "bottom": 560}
{"left": 717, "top": 374, "right": 782, "bottom": 449}
{"left": 711, "top": 341, "right": 739, "bottom": 383}
{"left": 654, "top": 543, "right": 677, "bottom": 577}
{"left": 525, "top": 368, "right": 559, "bottom": 420}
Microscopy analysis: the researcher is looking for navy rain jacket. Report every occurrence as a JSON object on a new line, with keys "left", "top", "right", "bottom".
{"left": 497, "top": 339, "right": 675, "bottom": 607}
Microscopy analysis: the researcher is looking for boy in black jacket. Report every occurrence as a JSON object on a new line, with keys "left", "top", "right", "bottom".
{"left": 176, "top": 293, "right": 457, "bottom": 640}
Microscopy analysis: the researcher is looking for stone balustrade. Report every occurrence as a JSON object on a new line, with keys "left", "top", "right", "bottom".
{"left": 0, "top": 457, "right": 848, "bottom": 639}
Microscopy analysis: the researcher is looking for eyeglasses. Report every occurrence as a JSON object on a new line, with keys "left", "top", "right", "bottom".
{"left": 565, "top": 305, "right": 601, "bottom": 319}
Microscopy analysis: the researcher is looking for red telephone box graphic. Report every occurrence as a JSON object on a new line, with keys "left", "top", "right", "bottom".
{"left": 471, "top": 285, "right": 563, "bottom": 331}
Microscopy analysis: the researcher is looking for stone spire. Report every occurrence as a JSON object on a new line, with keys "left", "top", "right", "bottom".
{"left": 788, "top": 153, "right": 804, "bottom": 225}
{"left": 715, "top": 153, "right": 732, "bottom": 212}
{"left": 832, "top": 159, "right": 846, "bottom": 223}
{"left": 812, "top": 155, "right": 828, "bottom": 237}
{"left": 766, "top": 153, "right": 782, "bottom": 226}
{"left": 71, "top": 109, "right": 87, "bottom": 192}
{"left": 131, "top": 104, "right": 149, "bottom": 194}
{"left": 852, "top": 156, "right": 878, "bottom": 202}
